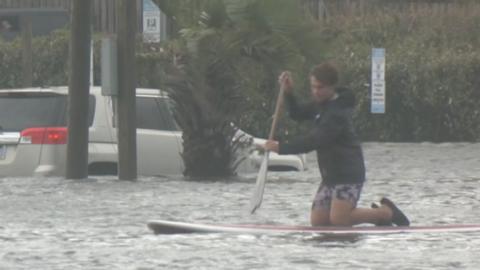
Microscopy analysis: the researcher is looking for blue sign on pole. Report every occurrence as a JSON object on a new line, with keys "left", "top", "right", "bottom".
{"left": 371, "top": 48, "right": 386, "bottom": 114}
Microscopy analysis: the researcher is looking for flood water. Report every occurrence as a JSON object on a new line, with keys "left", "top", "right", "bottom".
{"left": 1, "top": 143, "right": 480, "bottom": 270}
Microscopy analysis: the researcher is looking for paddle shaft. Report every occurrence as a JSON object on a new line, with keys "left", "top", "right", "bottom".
{"left": 268, "top": 85, "right": 286, "bottom": 140}
{"left": 249, "top": 84, "right": 286, "bottom": 214}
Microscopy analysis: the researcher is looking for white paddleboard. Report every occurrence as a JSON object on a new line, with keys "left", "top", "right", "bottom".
{"left": 147, "top": 220, "right": 480, "bottom": 235}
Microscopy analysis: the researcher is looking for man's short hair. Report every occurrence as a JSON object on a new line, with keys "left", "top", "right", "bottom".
{"left": 310, "top": 62, "right": 338, "bottom": 86}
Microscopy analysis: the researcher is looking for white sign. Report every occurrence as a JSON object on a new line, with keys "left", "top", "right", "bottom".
{"left": 143, "top": 0, "right": 161, "bottom": 43}
{"left": 371, "top": 48, "right": 386, "bottom": 114}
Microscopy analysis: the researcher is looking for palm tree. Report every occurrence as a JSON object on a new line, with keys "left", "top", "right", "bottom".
{"left": 157, "top": 0, "right": 326, "bottom": 178}
{"left": 155, "top": 0, "right": 212, "bottom": 38}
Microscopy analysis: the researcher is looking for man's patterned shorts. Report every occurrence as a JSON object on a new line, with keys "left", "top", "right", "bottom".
{"left": 312, "top": 182, "right": 363, "bottom": 210}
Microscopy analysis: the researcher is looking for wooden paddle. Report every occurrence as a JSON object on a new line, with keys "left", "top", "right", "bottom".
{"left": 249, "top": 82, "right": 286, "bottom": 214}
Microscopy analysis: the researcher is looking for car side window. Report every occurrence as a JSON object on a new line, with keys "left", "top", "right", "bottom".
{"left": 88, "top": 96, "right": 96, "bottom": 126}
{"left": 155, "top": 98, "right": 179, "bottom": 131}
{"left": 136, "top": 96, "right": 178, "bottom": 131}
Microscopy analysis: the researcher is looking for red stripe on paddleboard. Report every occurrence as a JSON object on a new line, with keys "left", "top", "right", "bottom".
{"left": 219, "top": 223, "right": 480, "bottom": 231}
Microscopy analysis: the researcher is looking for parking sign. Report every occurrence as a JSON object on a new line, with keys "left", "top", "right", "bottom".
{"left": 143, "top": 0, "right": 161, "bottom": 43}
{"left": 371, "top": 48, "right": 386, "bottom": 114}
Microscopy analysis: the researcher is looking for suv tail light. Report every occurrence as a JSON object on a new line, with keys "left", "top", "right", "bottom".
{"left": 20, "top": 127, "right": 68, "bottom": 145}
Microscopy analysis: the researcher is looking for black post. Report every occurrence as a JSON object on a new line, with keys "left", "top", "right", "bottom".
{"left": 116, "top": 0, "right": 138, "bottom": 180}
{"left": 66, "top": 0, "right": 92, "bottom": 179}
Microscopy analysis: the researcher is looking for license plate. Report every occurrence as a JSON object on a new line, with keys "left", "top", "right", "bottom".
{"left": 0, "top": 145, "right": 6, "bottom": 160}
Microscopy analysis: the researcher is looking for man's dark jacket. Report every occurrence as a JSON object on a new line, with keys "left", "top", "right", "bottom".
{"left": 279, "top": 87, "right": 366, "bottom": 186}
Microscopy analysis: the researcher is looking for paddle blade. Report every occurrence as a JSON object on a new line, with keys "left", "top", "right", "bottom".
{"left": 249, "top": 152, "right": 270, "bottom": 214}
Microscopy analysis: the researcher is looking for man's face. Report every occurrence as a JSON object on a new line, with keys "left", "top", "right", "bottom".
{"left": 310, "top": 76, "right": 334, "bottom": 103}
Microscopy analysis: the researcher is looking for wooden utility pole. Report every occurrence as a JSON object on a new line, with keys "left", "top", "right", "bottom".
{"left": 116, "top": 0, "right": 137, "bottom": 180}
{"left": 21, "top": 15, "right": 32, "bottom": 87}
{"left": 66, "top": 0, "right": 92, "bottom": 180}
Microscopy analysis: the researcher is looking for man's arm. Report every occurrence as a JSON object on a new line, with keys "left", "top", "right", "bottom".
{"left": 278, "top": 112, "right": 345, "bottom": 155}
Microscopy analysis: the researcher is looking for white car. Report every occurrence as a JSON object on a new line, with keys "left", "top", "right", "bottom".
{"left": 0, "top": 87, "right": 307, "bottom": 177}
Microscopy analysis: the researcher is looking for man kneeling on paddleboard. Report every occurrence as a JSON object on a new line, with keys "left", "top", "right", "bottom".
{"left": 262, "top": 63, "right": 410, "bottom": 227}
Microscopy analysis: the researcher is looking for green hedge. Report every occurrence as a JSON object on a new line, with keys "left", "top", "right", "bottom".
{"left": 0, "top": 29, "right": 70, "bottom": 88}
{"left": 0, "top": 30, "right": 174, "bottom": 90}
{"left": 318, "top": 4, "right": 480, "bottom": 142}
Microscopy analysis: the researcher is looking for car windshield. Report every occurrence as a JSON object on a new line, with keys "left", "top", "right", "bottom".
{"left": 0, "top": 92, "right": 95, "bottom": 132}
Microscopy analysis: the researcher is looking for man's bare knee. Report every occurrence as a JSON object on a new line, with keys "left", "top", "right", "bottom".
{"left": 310, "top": 209, "right": 330, "bottom": 226}
{"left": 329, "top": 214, "right": 352, "bottom": 226}
{"left": 330, "top": 199, "right": 355, "bottom": 226}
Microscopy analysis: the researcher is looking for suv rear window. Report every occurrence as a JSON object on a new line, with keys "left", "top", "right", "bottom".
{"left": 0, "top": 92, "right": 95, "bottom": 132}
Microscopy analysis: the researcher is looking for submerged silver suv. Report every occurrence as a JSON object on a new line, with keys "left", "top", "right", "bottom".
{"left": 0, "top": 87, "right": 307, "bottom": 177}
